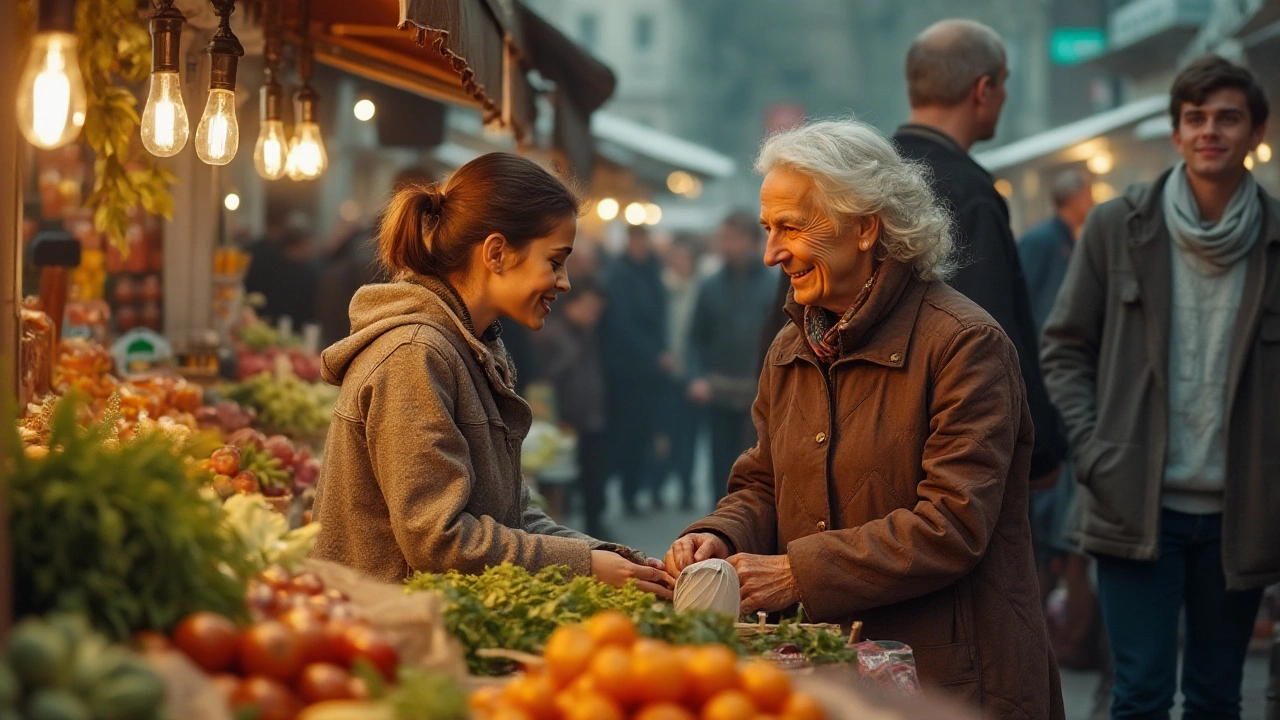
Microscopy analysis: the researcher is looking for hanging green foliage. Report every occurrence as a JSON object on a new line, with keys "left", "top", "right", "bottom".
{"left": 75, "top": 0, "right": 177, "bottom": 254}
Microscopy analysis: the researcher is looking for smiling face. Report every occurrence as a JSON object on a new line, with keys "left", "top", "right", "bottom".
{"left": 759, "top": 166, "right": 878, "bottom": 314}
{"left": 1173, "top": 87, "right": 1266, "bottom": 183}
{"left": 487, "top": 215, "right": 575, "bottom": 330}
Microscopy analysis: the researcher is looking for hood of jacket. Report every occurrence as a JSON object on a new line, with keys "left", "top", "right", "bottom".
{"left": 320, "top": 275, "right": 495, "bottom": 385}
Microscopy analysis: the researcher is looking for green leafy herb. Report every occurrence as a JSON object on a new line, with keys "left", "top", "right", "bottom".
{"left": 744, "top": 619, "right": 859, "bottom": 665}
{"left": 5, "top": 394, "right": 250, "bottom": 639}
{"left": 405, "top": 564, "right": 739, "bottom": 675}
{"left": 390, "top": 667, "right": 468, "bottom": 720}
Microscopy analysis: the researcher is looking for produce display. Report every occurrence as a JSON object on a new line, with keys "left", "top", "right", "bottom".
{"left": 7, "top": 397, "right": 250, "bottom": 639}
{"left": 160, "top": 565, "right": 402, "bottom": 720}
{"left": 1, "top": 614, "right": 167, "bottom": 720}
{"left": 742, "top": 620, "right": 859, "bottom": 667}
{"left": 467, "top": 612, "right": 827, "bottom": 720}
{"left": 222, "top": 368, "right": 337, "bottom": 438}
{"left": 405, "top": 565, "right": 738, "bottom": 676}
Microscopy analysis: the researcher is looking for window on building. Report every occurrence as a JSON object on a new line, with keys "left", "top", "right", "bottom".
{"left": 634, "top": 14, "right": 653, "bottom": 51}
{"left": 578, "top": 13, "right": 598, "bottom": 52}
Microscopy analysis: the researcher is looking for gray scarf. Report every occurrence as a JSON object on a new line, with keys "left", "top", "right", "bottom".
{"left": 1162, "top": 162, "right": 1262, "bottom": 274}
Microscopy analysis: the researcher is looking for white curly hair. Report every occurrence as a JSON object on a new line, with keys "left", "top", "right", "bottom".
{"left": 754, "top": 118, "right": 956, "bottom": 282}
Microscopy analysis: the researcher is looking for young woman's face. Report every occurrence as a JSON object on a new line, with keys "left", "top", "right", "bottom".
{"left": 492, "top": 216, "right": 576, "bottom": 330}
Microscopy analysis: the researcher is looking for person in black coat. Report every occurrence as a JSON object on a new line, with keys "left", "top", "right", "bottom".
{"left": 892, "top": 19, "right": 1066, "bottom": 484}
{"left": 600, "top": 225, "right": 669, "bottom": 514}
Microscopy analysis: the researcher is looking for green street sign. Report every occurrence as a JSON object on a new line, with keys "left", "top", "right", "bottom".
{"left": 1050, "top": 28, "right": 1107, "bottom": 65}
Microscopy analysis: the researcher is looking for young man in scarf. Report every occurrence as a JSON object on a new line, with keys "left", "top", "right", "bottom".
{"left": 1042, "top": 55, "right": 1279, "bottom": 720}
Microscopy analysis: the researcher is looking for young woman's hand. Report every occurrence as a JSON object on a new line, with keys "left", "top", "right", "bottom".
{"left": 591, "top": 550, "right": 675, "bottom": 599}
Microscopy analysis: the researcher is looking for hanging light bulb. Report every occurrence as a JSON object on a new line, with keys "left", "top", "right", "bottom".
{"left": 253, "top": 0, "right": 287, "bottom": 179}
{"left": 16, "top": 0, "right": 87, "bottom": 149}
{"left": 286, "top": 89, "right": 327, "bottom": 181}
{"left": 194, "top": 0, "right": 244, "bottom": 165}
{"left": 286, "top": 0, "right": 326, "bottom": 181}
{"left": 140, "top": 1, "right": 189, "bottom": 157}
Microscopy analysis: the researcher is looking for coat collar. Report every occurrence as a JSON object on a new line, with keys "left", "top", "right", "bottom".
{"left": 775, "top": 259, "right": 922, "bottom": 369}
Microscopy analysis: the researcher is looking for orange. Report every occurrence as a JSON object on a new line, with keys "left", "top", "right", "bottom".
{"left": 501, "top": 673, "right": 557, "bottom": 720}
{"left": 631, "top": 640, "right": 690, "bottom": 705}
{"left": 635, "top": 702, "right": 698, "bottom": 720}
{"left": 702, "top": 689, "right": 758, "bottom": 720}
{"left": 587, "top": 645, "right": 636, "bottom": 705}
{"left": 488, "top": 701, "right": 535, "bottom": 720}
{"left": 561, "top": 690, "right": 625, "bottom": 720}
{"left": 469, "top": 686, "right": 503, "bottom": 712}
{"left": 543, "top": 625, "right": 597, "bottom": 687}
{"left": 740, "top": 661, "right": 792, "bottom": 713}
{"left": 686, "top": 645, "right": 741, "bottom": 704}
{"left": 585, "top": 611, "right": 638, "bottom": 648}
{"left": 780, "top": 692, "right": 825, "bottom": 720}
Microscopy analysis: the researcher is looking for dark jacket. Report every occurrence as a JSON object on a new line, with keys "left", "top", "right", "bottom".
{"left": 531, "top": 314, "right": 607, "bottom": 433}
{"left": 600, "top": 253, "right": 667, "bottom": 382}
{"left": 1040, "top": 170, "right": 1280, "bottom": 589}
{"left": 311, "top": 276, "right": 601, "bottom": 583}
{"left": 685, "top": 259, "right": 1062, "bottom": 719}
{"left": 688, "top": 262, "right": 780, "bottom": 410}
{"left": 894, "top": 125, "right": 1067, "bottom": 478}
{"left": 1018, "top": 216, "right": 1075, "bottom": 335}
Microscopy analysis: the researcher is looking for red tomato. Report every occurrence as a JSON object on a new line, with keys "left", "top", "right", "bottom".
{"left": 246, "top": 581, "right": 277, "bottom": 621}
{"left": 258, "top": 565, "right": 293, "bottom": 590}
{"left": 290, "top": 572, "right": 325, "bottom": 596}
{"left": 336, "top": 624, "right": 399, "bottom": 681}
{"left": 279, "top": 607, "right": 333, "bottom": 665}
{"left": 238, "top": 621, "right": 304, "bottom": 682}
{"left": 230, "top": 676, "right": 302, "bottom": 720}
{"left": 304, "top": 593, "right": 333, "bottom": 621}
{"left": 297, "top": 663, "right": 357, "bottom": 704}
{"left": 172, "top": 612, "right": 239, "bottom": 673}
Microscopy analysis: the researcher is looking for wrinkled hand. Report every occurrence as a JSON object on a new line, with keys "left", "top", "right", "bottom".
{"left": 591, "top": 550, "right": 674, "bottom": 599}
{"left": 664, "top": 533, "right": 730, "bottom": 577}
{"left": 687, "top": 378, "right": 713, "bottom": 405}
{"left": 1029, "top": 464, "right": 1062, "bottom": 491}
{"left": 727, "top": 553, "right": 800, "bottom": 616}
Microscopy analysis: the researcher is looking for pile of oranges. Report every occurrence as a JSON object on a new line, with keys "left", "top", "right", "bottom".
{"left": 468, "top": 611, "right": 826, "bottom": 720}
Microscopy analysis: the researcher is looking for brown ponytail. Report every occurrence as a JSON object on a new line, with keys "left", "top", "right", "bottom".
{"left": 378, "top": 153, "right": 581, "bottom": 280}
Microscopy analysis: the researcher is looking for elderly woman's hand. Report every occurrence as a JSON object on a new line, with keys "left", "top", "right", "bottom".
{"left": 664, "top": 533, "right": 731, "bottom": 576}
{"left": 727, "top": 553, "right": 800, "bottom": 616}
{"left": 592, "top": 550, "right": 675, "bottom": 599}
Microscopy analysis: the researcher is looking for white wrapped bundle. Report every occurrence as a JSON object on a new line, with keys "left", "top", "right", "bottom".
{"left": 673, "top": 558, "right": 741, "bottom": 618}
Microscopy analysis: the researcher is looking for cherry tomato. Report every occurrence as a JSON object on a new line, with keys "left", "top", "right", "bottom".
{"left": 279, "top": 606, "right": 333, "bottom": 665}
{"left": 209, "top": 445, "right": 241, "bottom": 476}
{"left": 258, "top": 565, "right": 293, "bottom": 590}
{"left": 290, "top": 572, "right": 325, "bottom": 596}
{"left": 230, "top": 676, "right": 302, "bottom": 720}
{"left": 246, "top": 581, "right": 278, "bottom": 620}
{"left": 304, "top": 593, "right": 333, "bottom": 621}
{"left": 172, "top": 612, "right": 239, "bottom": 673}
{"left": 297, "top": 663, "right": 357, "bottom": 704}
{"left": 238, "top": 620, "right": 304, "bottom": 682}
{"left": 336, "top": 624, "right": 398, "bottom": 681}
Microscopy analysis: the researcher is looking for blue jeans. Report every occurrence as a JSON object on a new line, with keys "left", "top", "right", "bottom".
{"left": 1096, "top": 510, "right": 1263, "bottom": 720}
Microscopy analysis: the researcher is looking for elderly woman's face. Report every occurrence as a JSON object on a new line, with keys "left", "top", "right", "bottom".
{"left": 760, "top": 166, "right": 875, "bottom": 313}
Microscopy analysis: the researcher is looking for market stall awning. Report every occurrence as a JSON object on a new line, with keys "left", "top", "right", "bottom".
{"left": 974, "top": 95, "right": 1168, "bottom": 173}
{"left": 397, "top": 0, "right": 617, "bottom": 179}
{"left": 591, "top": 113, "right": 737, "bottom": 183}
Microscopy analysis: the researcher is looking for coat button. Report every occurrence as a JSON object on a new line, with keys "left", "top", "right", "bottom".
{"left": 890, "top": 352, "right": 902, "bottom": 363}
{"left": 815, "top": 432, "right": 827, "bottom": 443}
{"left": 817, "top": 520, "right": 827, "bottom": 531}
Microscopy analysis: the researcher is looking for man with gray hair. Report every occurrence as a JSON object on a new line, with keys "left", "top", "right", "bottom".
{"left": 894, "top": 19, "right": 1067, "bottom": 489}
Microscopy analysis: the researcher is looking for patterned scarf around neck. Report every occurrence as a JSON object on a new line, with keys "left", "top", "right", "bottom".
{"left": 803, "top": 268, "right": 880, "bottom": 363}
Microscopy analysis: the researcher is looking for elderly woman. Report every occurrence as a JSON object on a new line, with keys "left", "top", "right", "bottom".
{"left": 664, "top": 121, "right": 1063, "bottom": 719}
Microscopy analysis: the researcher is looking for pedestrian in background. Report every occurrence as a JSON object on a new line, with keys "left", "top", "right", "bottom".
{"left": 893, "top": 19, "right": 1067, "bottom": 490}
{"left": 1020, "top": 169, "right": 1110, "bottom": 679}
{"left": 532, "top": 277, "right": 610, "bottom": 539}
{"left": 1043, "top": 56, "right": 1280, "bottom": 720}
{"left": 600, "top": 224, "right": 669, "bottom": 515}
{"left": 686, "top": 212, "right": 778, "bottom": 503}
{"left": 659, "top": 233, "right": 703, "bottom": 509}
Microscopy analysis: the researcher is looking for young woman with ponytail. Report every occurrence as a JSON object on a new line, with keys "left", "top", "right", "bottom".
{"left": 311, "top": 153, "right": 673, "bottom": 596}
